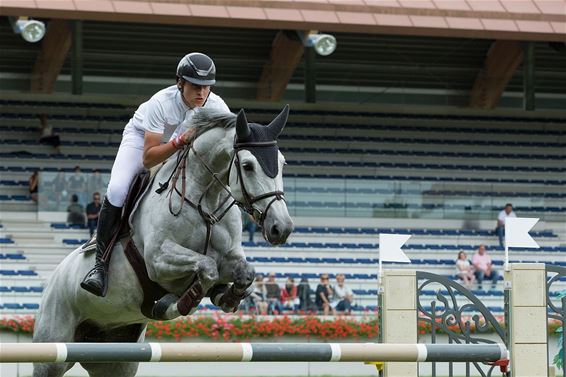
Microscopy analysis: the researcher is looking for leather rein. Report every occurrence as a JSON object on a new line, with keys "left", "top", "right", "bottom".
{"left": 155, "top": 137, "right": 285, "bottom": 255}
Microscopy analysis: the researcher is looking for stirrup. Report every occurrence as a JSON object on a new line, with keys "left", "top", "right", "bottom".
{"left": 80, "top": 266, "right": 108, "bottom": 297}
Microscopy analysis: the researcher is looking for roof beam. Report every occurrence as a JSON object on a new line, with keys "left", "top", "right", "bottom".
{"left": 257, "top": 31, "right": 304, "bottom": 101}
{"left": 469, "top": 40, "right": 524, "bottom": 109}
{"left": 30, "top": 19, "right": 72, "bottom": 93}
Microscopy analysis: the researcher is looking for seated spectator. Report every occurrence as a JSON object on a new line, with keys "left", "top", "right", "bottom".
{"left": 455, "top": 250, "right": 475, "bottom": 287}
{"left": 38, "top": 114, "right": 61, "bottom": 154}
{"left": 280, "top": 277, "right": 299, "bottom": 310}
{"left": 67, "top": 194, "right": 85, "bottom": 226}
{"left": 28, "top": 170, "right": 39, "bottom": 202}
{"left": 495, "top": 203, "right": 516, "bottom": 248}
{"left": 86, "top": 192, "right": 102, "bottom": 237}
{"left": 297, "top": 277, "right": 315, "bottom": 312}
{"left": 331, "top": 274, "right": 354, "bottom": 314}
{"left": 241, "top": 211, "right": 257, "bottom": 243}
{"left": 51, "top": 169, "right": 67, "bottom": 209}
{"left": 68, "top": 166, "right": 87, "bottom": 205}
{"left": 472, "top": 244, "right": 499, "bottom": 290}
{"left": 88, "top": 169, "right": 106, "bottom": 196}
{"left": 248, "top": 274, "right": 269, "bottom": 315}
{"left": 315, "top": 274, "right": 334, "bottom": 316}
{"left": 265, "top": 273, "right": 283, "bottom": 314}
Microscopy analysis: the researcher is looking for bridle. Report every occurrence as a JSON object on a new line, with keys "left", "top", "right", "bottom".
{"left": 231, "top": 139, "right": 285, "bottom": 226}
{"left": 155, "top": 137, "right": 285, "bottom": 255}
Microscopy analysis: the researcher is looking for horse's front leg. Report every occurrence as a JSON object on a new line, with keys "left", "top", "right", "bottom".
{"left": 149, "top": 239, "right": 220, "bottom": 320}
{"left": 210, "top": 253, "right": 255, "bottom": 313}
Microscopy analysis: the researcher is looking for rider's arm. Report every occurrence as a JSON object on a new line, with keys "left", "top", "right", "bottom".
{"left": 142, "top": 132, "right": 179, "bottom": 169}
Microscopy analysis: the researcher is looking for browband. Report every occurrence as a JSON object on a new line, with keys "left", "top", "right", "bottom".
{"left": 234, "top": 140, "right": 277, "bottom": 149}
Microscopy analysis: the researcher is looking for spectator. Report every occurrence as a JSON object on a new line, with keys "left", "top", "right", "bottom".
{"left": 86, "top": 192, "right": 102, "bottom": 237}
{"left": 68, "top": 166, "right": 87, "bottom": 205}
{"left": 248, "top": 274, "right": 269, "bottom": 315}
{"left": 265, "top": 273, "right": 282, "bottom": 314}
{"left": 331, "top": 274, "right": 354, "bottom": 314}
{"left": 28, "top": 170, "right": 39, "bottom": 202}
{"left": 455, "top": 250, "right": 475, "bottom": 287}
{"left": 315, "top": 274, "right": 334, "bottom": 315}
{"left": 297, "top": 277, "right": 314, "bottom": 312}
{"left": 38, "top": 114, "right": 61, "bottom": 154}
{"left": 495, "top": 203, "right": 516, "bottom": 248}
{"left": 241, "top": 211, "right": 257, "bottom": 243}
{"left": 472, "top": 244, "right": 499, "bottom": 290}
{"left": 280, "top": 277, "right": 299, "bottom": 310}
{"left": 51, "top": 169, "right": 67, "bottom": 209}
{"left": 88, "top": 169, "right": 106, "bottom": 196}
{"left": 67, "top": 194, "right": 85, "bottom": 226}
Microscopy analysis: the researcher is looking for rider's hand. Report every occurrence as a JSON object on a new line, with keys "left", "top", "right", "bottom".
{"left": 180, "top": 128, "right": 196, "bottom": 145}
{"left": 172, "top": 128, "right": 196, "bottom": 149}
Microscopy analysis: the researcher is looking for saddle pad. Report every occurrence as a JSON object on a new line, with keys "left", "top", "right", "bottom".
{"left": 127, "top": 165, "right": 163, "bottom": 230}
{"left": 81, "top": 235, "right": 97, "bottom": 254}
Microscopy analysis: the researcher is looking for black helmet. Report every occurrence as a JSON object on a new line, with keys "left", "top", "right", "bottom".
{"left": 176, "top": 52, "right": 216, "bottom": 86}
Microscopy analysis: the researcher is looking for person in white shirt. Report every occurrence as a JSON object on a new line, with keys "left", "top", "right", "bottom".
{"left": 81, "top": 53, "right": 230, "bottom": 297}
{"left": 331, "top": 274, "right": 354, "bottom": 315}
{"left": 455, "top": 250, "right": 475, "bottom": 287}
{"left": 495, "top": 203, "right": 516, "bottom": 248}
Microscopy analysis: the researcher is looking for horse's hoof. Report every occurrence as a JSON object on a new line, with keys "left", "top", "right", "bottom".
{"left": 151, "top": 293, "right": 179, "bottom": 319}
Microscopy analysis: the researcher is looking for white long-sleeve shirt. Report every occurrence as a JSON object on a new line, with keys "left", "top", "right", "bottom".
{"left": 123, "top": 85, "right": 230, "bottom": 143}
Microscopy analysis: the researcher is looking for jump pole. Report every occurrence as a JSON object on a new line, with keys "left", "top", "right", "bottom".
{"left": 0, "top": 343, "right": 508, "bottom": 364}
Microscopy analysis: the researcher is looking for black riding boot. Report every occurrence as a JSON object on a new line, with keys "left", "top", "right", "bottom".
{"left": 80, "top": 196, "right": 122, "bottom": 297}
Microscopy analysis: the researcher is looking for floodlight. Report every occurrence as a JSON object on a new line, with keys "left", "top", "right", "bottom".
{"left": 306, "top": 34, "right": 337, "bottom": 56}
{"left": 11, "top": 18, "right": 46, "bottom": 43}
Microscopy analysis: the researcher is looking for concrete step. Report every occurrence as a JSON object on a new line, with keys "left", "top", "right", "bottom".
{"left": 0, "top": 202, "right": 36, "bottom": 212}
{"left": 0, "top": 187, "right": 29, "bottom": 196}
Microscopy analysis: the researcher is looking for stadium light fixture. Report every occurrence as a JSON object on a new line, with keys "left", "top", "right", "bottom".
{"left": 306, "top": 34, "right": 337, "bottom": 56}
{"left": 10, "top": 17, "right": 46, "bottom": 43}
{"left": 297, "top": 31, "right": 337, "bottom": 56}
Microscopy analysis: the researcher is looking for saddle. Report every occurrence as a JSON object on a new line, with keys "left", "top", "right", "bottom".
{"left": 81, "top": 169, "right": 152, "bottom": 253}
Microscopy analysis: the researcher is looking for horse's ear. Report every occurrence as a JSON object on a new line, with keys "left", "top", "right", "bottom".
{"left": 267, "top": 104, "right": 289, "bottom": 140}
{"left": 236, "top": 109, "right": 251, "bottom": 140}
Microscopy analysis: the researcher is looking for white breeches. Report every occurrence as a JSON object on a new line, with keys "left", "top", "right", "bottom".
{"left": 106, "top": 130, "right": 145, "bottom": 207}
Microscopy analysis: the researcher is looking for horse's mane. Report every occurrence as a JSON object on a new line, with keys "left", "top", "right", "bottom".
{"left": 190, "top": 108, "right": 236, "bottom": 139}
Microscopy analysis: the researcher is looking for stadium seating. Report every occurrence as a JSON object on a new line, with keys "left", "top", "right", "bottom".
{"left": 0, "top": 100, "right": 564, "bottom": 315}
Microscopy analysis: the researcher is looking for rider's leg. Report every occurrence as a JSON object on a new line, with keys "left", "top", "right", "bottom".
{"left": 81, "top": 138, "right": 144, "bottom": 297}
{"left": 80, "top": 196, "right": 122, "bottom": 296}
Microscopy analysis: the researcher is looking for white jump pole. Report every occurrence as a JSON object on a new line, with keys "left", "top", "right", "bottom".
{"left": 0, "top": 343, "right": 508, "bottom": 364}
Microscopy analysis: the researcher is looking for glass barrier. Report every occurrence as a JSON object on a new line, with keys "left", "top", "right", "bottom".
{"left": 282, "top": 177, "right": 564, "bottom": 221}
{"left": 38, "top": 173, "right": 564, "bottom": 221}
{"left": 38, "top": 171, "right": 109, "bottom": 212}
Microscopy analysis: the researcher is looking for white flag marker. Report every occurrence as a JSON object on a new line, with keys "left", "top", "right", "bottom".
{"left": 378, "top": 234, "right": 412, "bottom": 287}
{"left": 504, "top": 217, "right": 540, "bottom": 271}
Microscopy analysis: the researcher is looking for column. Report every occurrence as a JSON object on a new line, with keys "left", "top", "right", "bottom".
{"left": 382, "top": 269, "right": 417, "bottom": 377}
{"left": 507, "top": 263, "right": 548, "bottom": 376}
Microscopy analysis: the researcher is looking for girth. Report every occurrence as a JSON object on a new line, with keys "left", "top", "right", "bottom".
{"left": 123, "top": 240, "right": 205, "bottom": 319}
{"left": 123, "top": 240, "right": 168, "bottom": 319}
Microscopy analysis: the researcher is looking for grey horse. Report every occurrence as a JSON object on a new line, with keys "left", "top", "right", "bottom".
{"left": 32, "top": 106, "right": 294, "bottom": 377}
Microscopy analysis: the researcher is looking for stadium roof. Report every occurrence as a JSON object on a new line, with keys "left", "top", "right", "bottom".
{"left": 0, "top": 1, "right": 565, "bottom": 109}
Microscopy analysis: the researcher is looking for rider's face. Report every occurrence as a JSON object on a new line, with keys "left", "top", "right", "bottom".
{"left": 179, "top": 80, "right": 210, "bottom": 108}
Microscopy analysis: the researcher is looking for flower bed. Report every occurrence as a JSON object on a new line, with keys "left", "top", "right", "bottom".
{"left": 0, "top": 314, "right": 561, "bottom": 342}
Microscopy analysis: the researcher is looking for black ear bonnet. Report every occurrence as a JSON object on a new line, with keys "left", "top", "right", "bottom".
{"left": 234, "top": 105, "right": 289, "bottom": 178}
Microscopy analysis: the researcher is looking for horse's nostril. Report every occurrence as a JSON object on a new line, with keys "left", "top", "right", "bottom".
{"left": 271, "top": 224, "right": 280, "bottom": 238}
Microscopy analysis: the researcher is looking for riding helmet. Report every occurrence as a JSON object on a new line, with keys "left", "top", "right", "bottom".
{"left": 176, "top": 53, "right": 216, "bottom": 86}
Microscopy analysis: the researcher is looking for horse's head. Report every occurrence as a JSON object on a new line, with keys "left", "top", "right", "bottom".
{"left": 229, "top": 105, "right": 294, "bottom": 245}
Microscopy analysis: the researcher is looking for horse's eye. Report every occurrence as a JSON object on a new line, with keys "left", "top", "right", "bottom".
{"left": 242, "top": 162, "right": 254, "bottom": 171}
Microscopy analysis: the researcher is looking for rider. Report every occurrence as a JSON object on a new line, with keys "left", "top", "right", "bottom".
{"left": 81, "top": 52, "right": 230, "bottom": 297}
